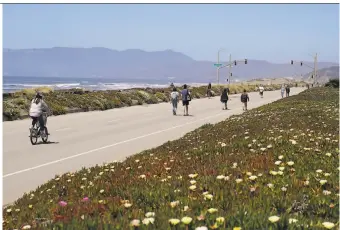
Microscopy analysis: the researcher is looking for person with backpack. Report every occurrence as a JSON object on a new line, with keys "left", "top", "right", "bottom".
{"left": 241, "top": 89, "right": 249, "bottom": 111}
{"left": 220, "top": 88, "right": 229, "bottom": 110}
{"left": 207, "top": 82, "right": 212, "bottom": 99}
{"left": 181, "top": 84, "right": 191, "bottom": 116}
{"left": 170, "top": 87, "right": 180, "bottom": 115}
{"left": 285, "top": 85, "right": 290, "bottom": 97}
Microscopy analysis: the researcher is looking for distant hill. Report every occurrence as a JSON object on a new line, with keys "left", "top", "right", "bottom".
{"left": 3, "top": 47, "right": 338, "bottom": 82}
{"left": 303, "top": 66, "right": 339, "bottom": 84}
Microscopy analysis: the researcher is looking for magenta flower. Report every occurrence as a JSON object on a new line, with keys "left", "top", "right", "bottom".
{"left": 58, "top": 201, "right": 67, "bottom": 207}
{"left": 82, "top": 197, "right": 89, "bottom": 202}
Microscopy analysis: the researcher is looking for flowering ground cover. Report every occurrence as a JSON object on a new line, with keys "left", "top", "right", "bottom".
{"left": 3, "top": 87, "right": 339, "bottom": 230}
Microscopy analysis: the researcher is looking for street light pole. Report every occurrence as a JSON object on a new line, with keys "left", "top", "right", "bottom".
{"left": 217, "top": 48, "right": 225, "bottom": 85}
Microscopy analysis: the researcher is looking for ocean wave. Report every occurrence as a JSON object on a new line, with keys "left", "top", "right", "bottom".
{"left": 3, "top": 81, "right": 208, "bottom": 93}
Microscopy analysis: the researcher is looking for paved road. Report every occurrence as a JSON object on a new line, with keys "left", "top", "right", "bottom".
{"left": 3, "top": 88, "right": 304, "bottom": 205}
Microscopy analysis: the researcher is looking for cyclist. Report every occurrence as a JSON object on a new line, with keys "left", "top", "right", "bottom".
{"left": 29, "top": 92, "right": 50, "bottom": 135}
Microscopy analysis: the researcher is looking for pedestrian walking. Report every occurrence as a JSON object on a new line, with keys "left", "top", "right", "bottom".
{"left": 181, "top": 84, "right": 191, "bottom": 116}
{"left": 241, "top": 89, "right": 249, "bottom": 111}
{"left": 220, "top": 88, "right": 229, "bottom": 110}
{"left": 170, "top": 87, "right": 180, "bottom": 115}
{"left": 281, "top": 84, "right": 285, "bottom": 98}
{"left": 286, "top": 85, "right": 290, "bottom": 97}
{"left": 259, "top": 85, "right": 264, "bottom": 98}
{"left": 207, "top": 82, "right": 212, "bottom": 98}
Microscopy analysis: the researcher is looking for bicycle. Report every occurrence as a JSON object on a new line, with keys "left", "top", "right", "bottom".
{"left": 29, "top": 112, "right": 49, "bottom": 145}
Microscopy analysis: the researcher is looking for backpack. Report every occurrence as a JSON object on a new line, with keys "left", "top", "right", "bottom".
{"left": 241, "top": 93, "right": 248, "bottom": 102}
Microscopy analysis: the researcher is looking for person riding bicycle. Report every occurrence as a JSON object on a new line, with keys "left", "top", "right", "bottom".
{"left": 29, "top": 92, "right": 50, "bottom": 135}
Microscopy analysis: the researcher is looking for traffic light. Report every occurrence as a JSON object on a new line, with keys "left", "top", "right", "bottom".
{"left": 291, "top": 60, "right": 293, "bottom": 65}
{"left": 245, "top": 59, "right": 248, "bottom": 64}
{"left": 230, "top": 73, "right": 233, "bottom": 77}
{"left": 234, "top": 61, "right": 237, "bottom": 65}
{"left": 300, "top": 62, "right": 303, "bottom": 66}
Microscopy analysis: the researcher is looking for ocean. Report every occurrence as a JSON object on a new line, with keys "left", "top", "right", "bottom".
{"left": 3, "top": 76, "right": 207, "bottom": 93}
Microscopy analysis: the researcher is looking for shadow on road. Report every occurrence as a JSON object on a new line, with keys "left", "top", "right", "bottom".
{"left": 35, "top": 141, "right": 60, "bottom": 145}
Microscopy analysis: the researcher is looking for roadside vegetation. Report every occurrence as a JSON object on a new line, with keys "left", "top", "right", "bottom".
{"left": 3, "top": 87, "right": 339, "bottom": 230}
{"left": 3, "top": 83, "right": 296, "bottom": 121}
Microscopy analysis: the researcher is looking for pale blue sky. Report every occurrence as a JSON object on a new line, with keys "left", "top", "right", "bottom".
{"left": 3, "top": 4, "right": 339, "bottom": 63}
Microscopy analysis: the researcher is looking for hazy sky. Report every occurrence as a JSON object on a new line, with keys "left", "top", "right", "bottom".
{"left": 3, "top": 4, "right": 339, "bottom": 63}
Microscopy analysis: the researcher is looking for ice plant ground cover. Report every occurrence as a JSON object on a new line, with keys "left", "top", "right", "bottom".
{"left": 3, "top": 87, "right": 339, "bottom": 230}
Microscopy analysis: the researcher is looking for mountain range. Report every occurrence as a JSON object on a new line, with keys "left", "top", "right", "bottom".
{"left": 3, "top": 47, "right": 339, "bottom": 82}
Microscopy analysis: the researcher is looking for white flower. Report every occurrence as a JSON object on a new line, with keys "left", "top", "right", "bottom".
{"left": 322, "top": 222, "right": 335, "bottom": 229}
{"left": 278, "top": 171, "right": 284, "bottom": 175}
{"left": 139, "top": 174, "right": 146, "bottom": 179}
{"left": 235, "top": 179, "right": 243, "bottom": 183}
{"left": 267, "top": 183, "right": 274, "bottom": 189}
{"left": 190, "top": 180, "right": 196, "bottom": 185}
{"left": 207, "top": 208, "right": 218, "bottom": 213}
{"left": 204, "top": 194, "right": 213, "bottom": 200}
{"left": 22, "top": 225, "right": 31, "bottom": 229}
{"left": 281, "top": 187, "right": 287, "bottom": 192}
{"left": 124, "top": 203, "right": 132, "bottom": 208}
{"left": 170, "top": 201, "right": 179, "bottom": 208}
{"left": 270, "top": 170, "right": 278, "bottom": 176}
{"left": 323, "top": 190, "right": 332, "bottom": 195}
{"left": 189, "top": 185, "right": 197, "bottom": 191}
{"left": 289, "top": 218, "right": 298, "bottom": 224}
{"left": 324, "top": 173, "right": 331, "bottom": 177}
{"left": 216, "top": 175, "right": 225, "bottom": 180}
{"left": 232, "top": 162, "right": 238, "bottom": 168}
{"left": 275, "top": 161, "right": 282, "bottom": 165}
{"left": 183, "top": 205, "right": 189, "bottom": 211}
{"left": 304, "top": 180, "right": 310, "bottom": 186}
{"left": 130, "top": 219, "right": 140, "bottom": 227}
{"left": 189, "top": 173, "right": 198, "bottom": 178}
{"left": 316, "top": 169, "right": 323, "bottom": 173}
{"left": 142, "top": 217, "right": 155, "bottom": 225}
{"left": 145, "top": 212, "right": 155, "bottom": 217}
{"left": 100, "top": 189, "right": 104, "bottom": 194}
{"left": 267, "top": 144, "right": 273, "bottom": 149}
{"left": 279, "top": 167, "right": 285, "bottom": 171}
{"left": 249, "top": 175, "right": 257, "bottom": 181}
{"left": 268, "top": 215, "right": 280, "bottom": 223}
{"left": 181, "top": 216, "right": 193, "bottom": 225}
{"left": 278, "top": 155, "right": 284, "bottom": 160}
{"left": 169, "top": 218, "right": 180, "bottom": 225}
{"left": 320, "top": 180, "right": 327, "bottom": 185}
{"left": 260, "top": 148, "right": 267, "bottom": 151}
{"left": 246, "top": 172, "right": 252, "bottom": 176}
{"left": 195, "top": 226, "right": 208, "bottom": 230}
{"left": 325, "top": 152, "right": 332, "bottom": 157}
{"left": 287, "top": 161, "right": 294, "bottom": 166}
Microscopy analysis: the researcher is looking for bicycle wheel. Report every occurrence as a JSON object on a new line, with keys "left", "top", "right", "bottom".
{"left": 41, "top": 127, "right": 49, "bottom": 143}
{"left": 30, "top": 127, "right": 38, "bottom": 145}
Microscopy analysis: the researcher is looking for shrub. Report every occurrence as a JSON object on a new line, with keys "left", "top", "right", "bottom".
{"left": 325, "top": 78, "right": 339, "bottom": 88}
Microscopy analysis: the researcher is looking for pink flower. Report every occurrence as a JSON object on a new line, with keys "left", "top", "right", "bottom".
{"left": 82, "top": 197, "right": 89, "bottom": 202}
{"left": 58, "top": 201, "right": 67, "bottom": 207}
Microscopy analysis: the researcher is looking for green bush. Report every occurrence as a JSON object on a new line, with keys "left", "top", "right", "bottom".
{"left": 3, "top": 88, "right": 339, "bottom": 230}
{"left": 325, "top": 78, "right": 339, "bottom": 88}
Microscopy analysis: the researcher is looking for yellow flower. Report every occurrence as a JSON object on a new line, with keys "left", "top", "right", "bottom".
{"left": 268, "top": 215, "right": 280, "bottom": 223}
{"left": 190, "top": 180, "right": 197, "bottom": 185}
{"left": 28, "top": 205, "right": 33, "bottom": 209}
{"left": 189, "top": 185, "right": 197, "bottom": 191}
{"left": 169, "top": 218, "right": 180, "bottom": 225}
{"left": 233, "top": 227, "right": 242, "bottom": 230}
{"left": 204, "top": 194, "right": 213, "bottom": 200}
{"left": 124, "top": 203, "right": 132, "bottom": 208}
{"left": 142, "top": 217, "right": 155, "bottom": 225}
{"left": 216, "top": 217, "right": 225, "bottom": 223}
{"left": 235, "top": 179, "right": 243, "bottom": 183}
{"left": 207, "top": 208, "right": 218, "bottom": 214}
{"left": 322, "top": 222, "right": 335, "bottom": 229}
{"left": 181, "top": 216, "right": 193, "bottom": 225}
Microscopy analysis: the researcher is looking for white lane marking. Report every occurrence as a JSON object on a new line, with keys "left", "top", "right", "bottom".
{"left": 107, "top": 119, "right": 121, "bottom": 123}
{"left": 55, "top": 128, "right": 72, "bottom": 132}
{"left": 3, "top": 111, "right": 227, "bottom": 178}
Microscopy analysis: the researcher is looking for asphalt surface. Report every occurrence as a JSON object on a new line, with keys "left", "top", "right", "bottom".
{"left": 3, "top": 88, "right": 304, "bottom": 205}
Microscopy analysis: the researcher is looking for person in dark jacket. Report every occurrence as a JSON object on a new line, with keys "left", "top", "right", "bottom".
{"left": 285, "top": 85, "right": 290, "bottom": 97}
{"left": 220, "top": 88, "right": 229, "bottom": 110}
{"left": 241, "top": 89, "right": 250, "bottom": 111}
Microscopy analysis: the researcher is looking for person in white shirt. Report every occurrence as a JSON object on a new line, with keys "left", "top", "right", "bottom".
{"left": 259, "top": 85, "right": 264, "bottom": 98}
{"left": 281, "top": 85, "right": 285, "bottom": 98}
{"left": 170, "top": 87, "right": 180, "bottom": 115}
{"left": 29, "top": 92, "right": 50, "bottom": 134}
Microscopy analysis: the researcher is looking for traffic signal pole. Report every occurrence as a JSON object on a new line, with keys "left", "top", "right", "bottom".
{"left": 291, "top": 53, "right": 318, "bottom": 86}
